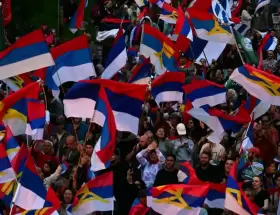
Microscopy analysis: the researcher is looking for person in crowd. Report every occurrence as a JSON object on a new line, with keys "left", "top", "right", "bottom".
{"left": 155, "top": 127, "right": 173, "bottom": 157}
{"left": 136, "top": 142, "right": 165, "bottom": 188}
{"left": 262, "top": 50, "right": 277, "bottom": 72}
{"left": 64, "top": 135, "right": 80, "bottom": 166}
{"left": 58, "top": 189, "right": 75, "bottom": 215}
{"left": 252, "top": 176, "right": 270, "bottom": 214}
{"left": 66, "top": 117, "right": 88, "bottom": 142}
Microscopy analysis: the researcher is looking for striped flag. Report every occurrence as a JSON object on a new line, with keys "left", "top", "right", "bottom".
{"left": 255, "top": 0, "right": 271, "bottom": 13}
{"left": 234, "top": 23, "right": 250, "bottom": 36}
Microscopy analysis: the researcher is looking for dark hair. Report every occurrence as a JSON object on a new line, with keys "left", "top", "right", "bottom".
{"left": 138, "top": 189, "right": 147, "bottom": 198}
{"left": 201, "top": 150, "right": 212, "bottom": 160}
{"left": 166, "top": 154, "right": 176, "bottom": 161}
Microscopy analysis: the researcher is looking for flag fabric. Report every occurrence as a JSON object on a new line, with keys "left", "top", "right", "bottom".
{"left": 186, "top": 35, "right": 226, "bottom": 63}
{"left": 234, "top": 23, "right": 250, "bottom": 36}
{"left": 183, "top": 79, "right": 226, "bottom": 110}
{"left": 135, "top": 0, "right": 148, "bottom": 7}
{"left": 258, "top": 32, "right": 278, "bottom": 51}
{"left": 90, "top": 86, "right": 116, "bottom": 172}
{"left": 255, "top": 0, "right": 271, "bottom": 13}
{"left": 2, "top": 0, "right": 12, "bottom": 26}
{"left": 179, "top": 162, "right": 204, "bottom": 185}
{"left": 174, "top": 6, "right": 193, "bottom": 41}
{"left": 240, "top": 119, "right": 254, "bottom": 151}
{"left": 0, "top": 30, "right": 54, "bottom": 80}
{"left": 188, "top": 106, "right": 251, "bottom": 136}
{"left": 12, "top": 153, "right": 60, "bottom": 210}
{"left": 230, "top": 64, "right": 280, "bottom": 106}
{"left": 14, "top": 207, "right": 58, "bottom": 215}
{"left": 151, "top": 72, "right": 185, "bottom": 106}
{"left": 204, "top": 183, "right": 226, "bottom": 209}
{"left": 159, "top": 3, "right": 178, "bottom": 24}
{"left": 12, "top": 144, "right": 28, "bottom": 179}
{"left": 243, "top": 95, "right": 270, "bottom": 120}
{"left": 69, "top": 0, "right": 87, "bottom": 33}
{"left": 147, "top": 184, "right": 209, "bottom": 215}
{"left": 63, "top": 80, "right": 147, "bottom": 135}
{"left": 225, "top": 162, "right": 260, "bottom": 215}
{"left": 233, "top": 29, "right": 258, "bottom": 65}
{"left": 3, "top": 126, "right": 20, "bottom": 164}
{"left": 128, "top": 58, "right": 152, "bottom": 84}
{"left": 129, "top": 198, "right": 149, "bottom": 215}
{"left": 61, "top": 161, "right": 69, "bottom": 175}
{"left": 187, "top": 9, "right": 234, "bottom": 44}
{"left": 72, "top": 172, "right": 114, "bottom": 215}
{"left": 0, "top": 143, "right": 16, "bottom": 184}
{"left": 45, "top": 35, "right": 96, "bottom": 92}
{"left": 219, "top": 0, "right": 231, "bottom": 18}
{"left": 211, "top": 0, "right": 233, "bottom": 25}
{"left": 101, "top": 27, "right": 127, "bottom": 79}
{"left": 5, "top": 73, "right": 38, "bottom": 92}
{"left": 140, "top": 24, "right": 179, "bottom": 75}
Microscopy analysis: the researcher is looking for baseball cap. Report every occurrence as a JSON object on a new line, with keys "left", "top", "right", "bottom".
{"left": 176, "top": 123, "right": 186, "bottom": 135}
{"left": 247, "top": 147, "right": 260, "bottom": 156}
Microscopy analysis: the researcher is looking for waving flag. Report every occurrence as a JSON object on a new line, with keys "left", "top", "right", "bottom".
{"left": 72, "top": 172, "right": 114, "bottom": 215}
{"left": 135, "top": 0, "right": 148, "bottom": 7}
{"left": 90, "top": 86, "right": 116, "bottom": 172}
{"left": 230, "top": 64, "right": 280, "bottom": 106}
{"left": 188, "top": 106, "right": 251, "bottom": 135}
{"left": 147, "top": 184, "right": 209, "bottom": 215}
{"left": 129, "top": 198, "right": 149, "bottom": 215}
{"left": 101, "top": 27, "right": 127, "bottom": 79}
{"left": 243, "top": 95, "right": 270, "bottom": 120}
{"left": 240, "top": 119, "right": 254, "bottom": 152}
{"left": 179, "top": 162, "right": 203, "bottom": 185}
{"left": 204, "top": 183, "right": 226, "bottom": 209}
{"left": 64, "top": 80, "right": 147, "bottom": 135}
{"left": 258, "top": 32, "right": 278, "bottom": 51}
{"left": 14, "top": 207, "right": 58, "bottom": 215}
{"left": 225, "top": 162, "right": 260, "bottom": 215}
{"left": 3, "top": 126, "right": 19, "bottom": 163}
{"left": 174, "top": 6, "right": 193, "bottom": 41}
{"left": 129, "top": 58, "right": 152, "bottom": 84}
{"left": 159, "top": 3, "right": 178, "bottom": 24}
{"left": 234, "top": 23, "right": 250, "bottom": 36}
{"left": 151, "top": 72, "right": 185, "bottom": 105}
{"left": 69, "top": 0, "right": 87, "bottom": 33}
{"left": 140, "top": 24, "right": 179, "bottom": 74}
{"left": 255, "top": 0, "right": 271, "bottom": 14}
{"left": 212, "top": 0, "right": 233, "bottom": 25}
{"left": 0, "top": 30, "right": 54, "bottom": 80}
{"left": 5, "top": 73, "right": 38, "bottom": 92}
{"left": 45, "top": 35, "right": 96, "bottom": 92}
{"left": 183, "top": 79, "right": 226, "bottom": 110}
{"left": 12, "top": 144, "right": 28, "bottom": 179}
{"left": 12, "top": 153, "right": 60, "bottom": 210}
{"left": 61, "top": 161, "right": 69, "bottom": 175}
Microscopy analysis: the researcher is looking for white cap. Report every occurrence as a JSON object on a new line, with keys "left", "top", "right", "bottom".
{"left": 176, "top": 123, "right": 186, "bottom": 135}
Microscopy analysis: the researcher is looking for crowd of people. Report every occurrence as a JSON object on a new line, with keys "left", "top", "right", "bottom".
{"left": 2, "top": 0, "right": 280, "bottom": 215}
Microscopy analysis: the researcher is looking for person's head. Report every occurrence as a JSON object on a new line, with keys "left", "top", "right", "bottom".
{"left": 165, "top": 154, "right": 176, "bottom": 170}
{"left": 267, "top": 50, "right": 274, "bottom": 60}
{"left": 123, "top": 5, "right": 128, "bottom": 13}
{"left": 42, "top": 140, "right": 53, "bottom": 154}
{"left": 176, "top": 123, "right": 186, "bottom": 137}
{"left": 66, "top": 136, "right": 77, "bottom": 149}
{"left": 55, "top": 115, "right": 65, "bottom": 134}
{"left": 187, "top": 119, "right": 194, "bottom": 130}
{"left": 244, "top": 188, "right": 254, "bottom": 201}
{"left": 85, "top": 140, "right": 94, "bottom": 156}
{"left": 252, "top": 176, "right": 263, "bottom": 190}
{"left": 148, "top": 150, "right": 158, "bottom": 163}
{"left": 139, "top": 135, "right": 148, "bottom": 148}
{"left": 55, "top": 178, "right": 70, "bottom": 197}
{"left": 275, "top": 173, "right": 280, "bottom": 188}
{"left": 142, "top": 17, "right": 152, "bottom": 25}
{"left": 145, "top": 130, "right": 153, "bottom": 145}
{"left": 43, "top": 160, "right": 56, "bottom": 177}
{"left": 247, "top": 147, "right": 260, "bottom": 160}
{"left": 226, "top": 89, "right": 238, "bottom": 102}
{"left": 73, "top": 117, "right": 82, "bottom": 125}
{"left": 179, "top": 52, "right": 188, "bottom": 65}
{"left": 156, "top": 127, "right": 165, "bottom": 139}
{"left": 200, "top": 151, "right": 211, "bottom": 167}
{"left": 270, "top": 29, "right": 276, "bottom": 37}
{"left": 63, "top": 189, "right": 75, "bottom": 204}
{"left": 216, "top": 70, "right": 223, "bottom": 80}
{"left": 261, "top": 115, "right": 270, "bottom": 129}
{"left": 224, "top": 158, "right": 235, "bottom": 174}
{"left": 170, "top": 112, "right": 180, "bottom": 127}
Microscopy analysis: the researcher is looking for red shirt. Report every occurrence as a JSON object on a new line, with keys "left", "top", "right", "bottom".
{"left": 32, "top": 148, "right": 59, "bottom": 170}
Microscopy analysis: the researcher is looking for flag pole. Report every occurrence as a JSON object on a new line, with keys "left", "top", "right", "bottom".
{"left": 0, "top": 2, "right": 6, "bottom": 52}
{"left": 229, "top": 26, "right": 245, "bottom": 65}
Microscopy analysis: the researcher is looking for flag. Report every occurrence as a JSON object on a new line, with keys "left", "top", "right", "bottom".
{"left": 69, "top": 0, "right": 87, "bottom": 33}
{"left": 147, "top": 184, "right": 209, "bottom": 215}
{"left": 225, "top": 162, "right": 260, "bottom": 215}
{"left": 243, "top": 95, "right": 270, "bottom": 120}
{"left": 0, "top": 30, "right": 54, "bottom": 80}
{"left": 159, "top": 3, "right": 178, "bottom": 24}
{"left": 230, "top": 64, "right": 280, "bottom": 106}
{"left": 187, "top": 9, "right": 234, "bottom": 44}
{"left": 101, "top": 27, "right": 127, "bottom": 79}
{"left": 179, "top": 162, "right": 204, "bottom": 185}
{"left": 25, "top": 101, "right": 45, "bottom": 140}
{"left": 14, "top": 207, "right": 58, "bottom": 215}
{"left": 174, "top": 6, "right": 193, "bottom": 41}
{"left": 255, "top": 0, "right": 271, "bottom": 14}
{"left": 151, "top": 72, "right": 185, "bottom": 106}
{"left": 128, "top": 58, "right": 152, "bottom": 84}
{"left": 140, "top": 24, "right": 179, "bottom": 75}
{"left": 90, "top": 86, "right": 116, "bottom": 172}
{"left": 183, "top": 79, "right": 226, "bottom": 110}
{"left": 186, "top": 35, "right": 226, "bottom": 63}
{"left": 12, "top": 144, "right": 28, "bottom": 179}
{"left": 211, "top": 0, "right": 233, "bottom": 25}
{"left": 234, "top": 23, "right": 250, "bottom": 36}
{"left": 204, "top": 183, "right": 226, "bottom": 209}
{"left": 63, "top": 80, "right": 147, "bottom": 135}
{"left": 188, "top": 106, "right": 251, "bottom": 136}
{"left": 258, "top": 32, "right": 278, "bottom": 51}
{"left": 5, "top": 73, "right": 38, "bottom": 92}
{"left": 61, "top": 161, "right": 69, "bottom": 175}
{"left": 2, "top": 0, "right": 12, "bottom": 26}
{"left": 135, "top": 0, "right": 148, "bottom": 7}
{"left": 12, "top": 153, "right": 60, "bottom": 210}
{"left": 240, "top": 119, "right": 254, "bottom": 151}
{"left": 45, "top": 35, "right": 96, "bottom": 92}
{"left": 3, "top": 126, "right": 20, "bottom": 163}
{"left": 233, "top": 29, "right": 258, "bottom": 65}
{"left": 72, "top": 172, "right": 114, "bottom": 215}
{"left": 129, "top": 198, "right": 149, "bottom": 215}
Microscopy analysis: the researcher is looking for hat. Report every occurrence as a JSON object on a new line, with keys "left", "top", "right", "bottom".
{"left": 247, "top": 147, "right": 260, "bottom": 156}
{"left": 176, "top": 123, "right": 186, "bottom": 135}
{"left": 179, "top": 51, "right": 187, "bottom": 58}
